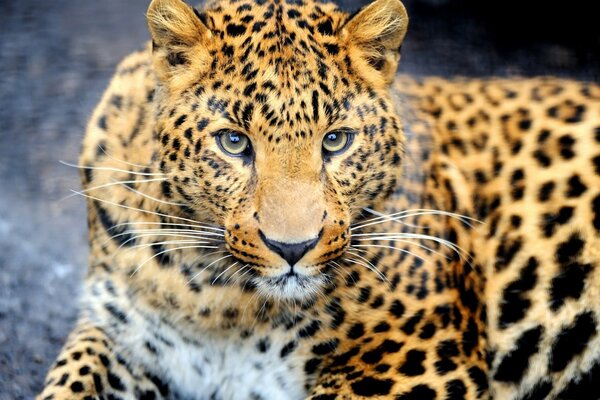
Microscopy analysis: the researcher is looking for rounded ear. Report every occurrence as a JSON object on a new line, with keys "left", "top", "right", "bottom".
{"left": 342, "top": 0, "right": 408, "bottom": 87}
{"left": 147, "top": 0, "right": 212, "bottom": 89}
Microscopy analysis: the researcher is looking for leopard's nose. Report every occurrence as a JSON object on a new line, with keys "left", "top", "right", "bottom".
{"left": 259, "top": 232, "right": 320, "bottom": 266}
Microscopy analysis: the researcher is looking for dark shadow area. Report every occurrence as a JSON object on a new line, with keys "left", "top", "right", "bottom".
{"left": 398, "top": 0, "right": 600, "bottom": 78}
{"left": 0, "top": 0, "right": 597, "bottom": 398}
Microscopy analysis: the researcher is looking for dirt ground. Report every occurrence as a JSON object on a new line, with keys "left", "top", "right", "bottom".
{"left": 0, "top": 0, "right": 597, "bottom": 398}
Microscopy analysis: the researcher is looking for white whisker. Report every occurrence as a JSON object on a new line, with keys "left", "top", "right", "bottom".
{"left": 60, "top": 160, "right": 166, "bottom": 176}
{"left": 187, "top": 254, "right": 233, "bottom": 284}
{"left": 124, "top": 235, "right": 215, "bottom": 246}
{"left": 102, "top": 231, "right": 222, "bottom": 249}
{"left": 356, "top": 208, "right": 425, "bottom": 230}
{"left": 252, "top": 297, "right": 270, "bottom": 330}
{"left": 241, "top": 287, "right": 262, "bottom": 323}
{"left": 224, "top": 264, "right": 249, "bottom": 286}
{"left": 61, "top": 177, "right": 167, "bottom": 201}
{"left": 327, "top": 261, "right": 348, "bottom": 283}
{"left": 70, "top": 190, "right": 220, "bottom": 229}
{"left": 344, "top": 250, "right": 380, "bottom": 276}
{"left": 126, "top": 240, "right": 208, "bottom": 251}
{"left": 351, "top": 208, "right": 481, "bottom": 231}
{"left": 211, "top": 262, "right": 239, "bottom": 285}
{"left": 353, "top": 232, "right": 470, "bottom": 260}
{"left": 350, "top": 244, "right": 430, "bottom": 266}
{"left": 119, "top": 229, "right": 224, "bottom": 244}
{"left": 134, "top": 241, "right": 215, "bottom": 259}
{"left": 115, "top": 228, "right": 223, "bottom": 238}
{"left": 343, "top": 256, "right": 388, "bottom": 283}
{"left": 97, "top": 145, "right": 152, "bottom": 169}
{"left": 118, "top": 179, "right": 186, "bottom": 207}
{"left": 352, "top": 237, "right": 450, "bottom": 259}
{"left": 108, "top": 221, "right": 225, "bottom": 233}
{"left": 237, "top": 266, "right": 252, "bottom": 281}
{"left": 130, "top": 245, "right": 219, "bottom": 277}
{"left": 186, "top": 249, "right": 231, "bottom": 271}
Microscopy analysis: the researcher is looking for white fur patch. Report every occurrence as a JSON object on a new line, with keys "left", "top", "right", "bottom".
{"left": 254, "top": 273, "right": 327, "bottom": 301}
{"left": 100, "top": 301, "right": 308, "bottom": 400}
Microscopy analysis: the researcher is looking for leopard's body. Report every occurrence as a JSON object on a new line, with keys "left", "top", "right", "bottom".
{"left": 38, "top": 0, "right": 600, "bottom": 399}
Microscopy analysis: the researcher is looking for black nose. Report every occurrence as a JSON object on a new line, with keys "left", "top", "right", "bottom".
{"left": 259, "top": 231, "right": 320, "bottom": 266}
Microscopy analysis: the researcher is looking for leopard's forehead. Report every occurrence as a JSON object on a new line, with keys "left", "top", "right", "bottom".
{"left": 196, "top": 0, "right": 349, "bottom": 73}
{"left": 200, "top": 0, "right": 348, "bottom": 38}
{"left": 158, "top": 0, "right": 396, "bottom": 151}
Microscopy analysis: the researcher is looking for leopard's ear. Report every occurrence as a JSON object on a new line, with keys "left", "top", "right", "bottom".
{"left": 342, "top": 0, "right": 408, "bottom": 87}
{"left": 147, "top": 0, "right": 212, "bottom": 90}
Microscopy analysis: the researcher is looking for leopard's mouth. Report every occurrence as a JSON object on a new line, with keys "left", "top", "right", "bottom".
{"left": 222, "top": 221, "right": 350, "bottom": 300}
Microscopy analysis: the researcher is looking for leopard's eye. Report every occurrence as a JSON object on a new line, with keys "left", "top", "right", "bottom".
{"left": 322, "top": 129, "right": 355, "bottom": 157}
{"left": 217, "top": 130, "right": 251, "bottom": 157}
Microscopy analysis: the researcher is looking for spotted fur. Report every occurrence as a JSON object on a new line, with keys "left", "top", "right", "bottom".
{"left": 39, "top": 0, "right": 600, "bottom": 399}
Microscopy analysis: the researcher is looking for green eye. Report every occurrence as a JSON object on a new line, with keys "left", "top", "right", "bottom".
{"left": 322, "top": 129, "right": 354, "bottom": 156}
{"left": 217, "top": 130, "right": 251, "bottom": 156}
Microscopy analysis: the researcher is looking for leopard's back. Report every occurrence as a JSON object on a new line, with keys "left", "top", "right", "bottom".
{"left": 396, "top": 75, "right": 600, "bottom": 399}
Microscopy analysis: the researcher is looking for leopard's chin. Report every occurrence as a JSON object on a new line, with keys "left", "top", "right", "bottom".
{"left": 252, "top": 269, "right": 328, "bottom": 301}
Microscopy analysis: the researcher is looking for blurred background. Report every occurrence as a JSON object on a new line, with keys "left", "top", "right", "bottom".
{"left": 0, "top": 0, "right": 598, "bottom": 398}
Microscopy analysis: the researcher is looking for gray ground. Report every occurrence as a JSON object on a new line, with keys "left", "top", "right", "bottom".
{"left": 0, "top": 0, "right": 597, "bottom": 398}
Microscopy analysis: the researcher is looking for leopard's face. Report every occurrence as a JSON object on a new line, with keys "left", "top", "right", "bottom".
{"left": 149, "top": 0, "right": 408, "bottom": 299}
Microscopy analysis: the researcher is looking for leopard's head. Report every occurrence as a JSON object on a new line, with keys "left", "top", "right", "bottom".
{"left": 147, "top": 0, "right": 408, "bottom": 299}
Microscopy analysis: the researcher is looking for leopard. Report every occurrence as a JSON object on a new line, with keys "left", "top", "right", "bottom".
{"left": 38, "top": 0, "right": 600, "bottom": 398}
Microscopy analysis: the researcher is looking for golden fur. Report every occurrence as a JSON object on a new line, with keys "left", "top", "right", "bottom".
{"left": 38, "top": 0, "right": 600, "bottom": 399}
